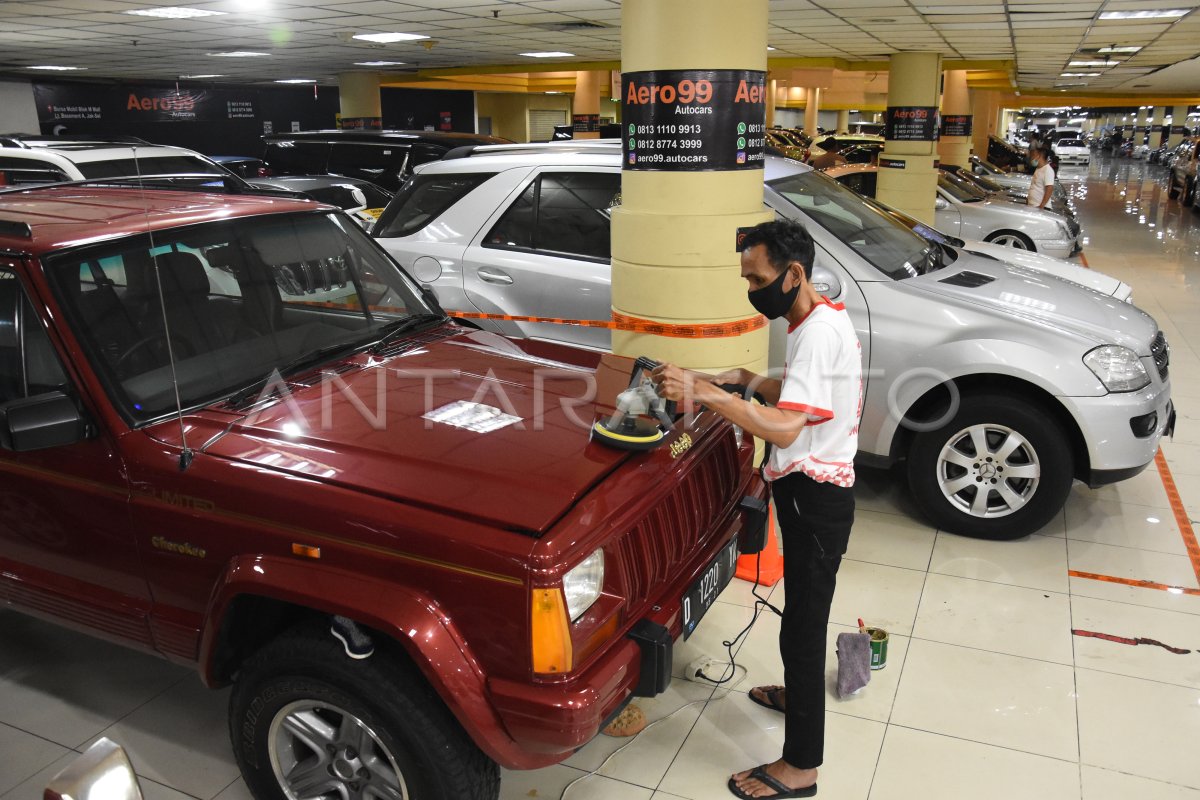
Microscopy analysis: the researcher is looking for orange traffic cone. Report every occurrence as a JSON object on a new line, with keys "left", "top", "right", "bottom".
{"left": 735, "top": 506, "right": 783, "bottom": 587}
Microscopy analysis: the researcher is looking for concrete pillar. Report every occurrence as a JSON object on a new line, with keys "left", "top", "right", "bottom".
{"left": 836, "top": 108, "right": 849, "bottom": 133}
{"left": 337, "top": 72, "right": 382, "bottom": 129}
{"left": 938, "top": 69, "right": 971, "bottom": 168}
{"left": 1150, "top": 106, "right": 1166, "bottom": 146}
{"left": 1135, "top": 107, "right": 1149, "bottom": 145}
{"left": 804, "top": 87, "right": 820, "bottom": 135}
{"left": 877, "top": 52, "right": 942, "bottom": 225}
{"left": 970, "top": 89, "right": 997, "bottom": 160}
{"left": 573, "top": 70, "right": 603, "bottom": 139}
{"left": 612, "top": 0, "right": 771, "bottom": 373}
{"left": 766, "top": 78, "right": 777, "bottom": 128}
{"left": 1169, "top": 105, "right": 1188, "bottom": 148}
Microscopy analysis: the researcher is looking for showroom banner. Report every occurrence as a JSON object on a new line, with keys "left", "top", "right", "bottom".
{"left": 885, "top": 106, "right": 940, "bottom": 141}
{"left": 621, "top": 69, "right": 766, "bottom": 171}
{"left": 940, "top": 114, "right": 972, "bottom": 137}
{"left": 34, "top": 83, "right": 259, "bottom": 126}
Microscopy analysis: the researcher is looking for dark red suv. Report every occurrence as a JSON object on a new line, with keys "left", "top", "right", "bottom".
{"left": 0, "top": 185, "right": 765, "bottom": 800}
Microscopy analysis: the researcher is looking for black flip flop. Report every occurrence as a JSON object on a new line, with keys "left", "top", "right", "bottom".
{"left": 748, "top": 685, "right": 786, "bottom": 714}
{"left": 727, "top": 765, "right": 817, "bottom": 799}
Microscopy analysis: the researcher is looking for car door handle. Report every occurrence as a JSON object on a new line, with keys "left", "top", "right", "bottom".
{"left": 478, "top": 268, "right": 514, "bottom": 285}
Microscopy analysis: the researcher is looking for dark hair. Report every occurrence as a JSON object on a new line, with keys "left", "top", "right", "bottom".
{"left": 738, "top": 219, "right": 815, "bottom": 279}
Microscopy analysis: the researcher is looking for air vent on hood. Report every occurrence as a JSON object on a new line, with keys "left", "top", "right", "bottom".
{"left": 965, "top": 249, "right": 1001, "bottom": 262}
{"left": 373, "top": 325, "right": 460, "bottom": 358}
{"left": 939, "top": 271, "right": 996, "bottom": 288}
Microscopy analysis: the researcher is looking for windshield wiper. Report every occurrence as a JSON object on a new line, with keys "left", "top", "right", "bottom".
{"left": 226, "top": 340, "right": 362, "bottom": 408}
{"left": 369, "top": 313, "right": 446, "bottom": 354}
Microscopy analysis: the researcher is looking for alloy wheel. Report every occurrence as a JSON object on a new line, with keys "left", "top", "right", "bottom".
{"left": 936, "top": 423, "right": 1041, "bottom": 519}
{"left": 989, "top": 233, "right": 1032, "bottom": 249}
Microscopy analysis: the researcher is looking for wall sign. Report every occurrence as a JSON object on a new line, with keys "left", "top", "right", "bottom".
{"left": 879, "top": 156, "right": 906, "bottom": 169}
{"left": 622, "top": 69, "right": 766, "bottom": 171}
{"left": 940, "top": 114, "right": 972, "bottom": 137}
{"left": 34, "top": 83, "right": 258, "bottom": 125}
{"left": 573, "top": 113, "right": 600, "bottom": 133}
{"left": 885, "top": 106, "right": 939, "bottom": 141}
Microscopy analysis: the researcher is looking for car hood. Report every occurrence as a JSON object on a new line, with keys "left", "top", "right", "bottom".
{"left": 959, "top": 240, "right": 1129, "bottom": 300}
{"left": 150, "top": 328, "right": 650, "bottom": 533}
{"left": 911, "top": 252, "right": 1157, "bottom": 352}
{"left": 973, "top": 195, "right": 1067, "bottom": 224}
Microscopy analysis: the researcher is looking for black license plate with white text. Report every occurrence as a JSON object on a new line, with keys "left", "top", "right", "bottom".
{"left": 681, "top": 537, "right": 739, "bottom": 640}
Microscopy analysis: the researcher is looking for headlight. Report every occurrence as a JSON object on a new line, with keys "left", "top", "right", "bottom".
{"left": 1084, "top": 345, "right": 1150, "bottom": 392}
{"left": 562, "top": 549, "right": 604, "bottom": 621}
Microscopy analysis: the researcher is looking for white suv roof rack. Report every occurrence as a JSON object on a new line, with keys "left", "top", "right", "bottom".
{"left": 443, "top": 139, "right": 620, "bottom": 160}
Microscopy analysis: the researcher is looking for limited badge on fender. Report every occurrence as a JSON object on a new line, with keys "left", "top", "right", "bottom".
{"left": 670, "top": 433, "right": 694, "bottom": 459}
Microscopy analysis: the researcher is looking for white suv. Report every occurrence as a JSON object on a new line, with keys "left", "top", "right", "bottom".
{"left": 0, "top": 135, "right": 227, "bottom": 186}
{"left": 373, "top": 142, "right": 1173, "bottom": 540}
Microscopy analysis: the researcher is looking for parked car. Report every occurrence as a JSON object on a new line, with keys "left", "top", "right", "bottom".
{"left": 375, "top": 142, "right": 1172, "bottom": 538}
{"left": 826, "top": 164, "right": 1081, "bottom": 258}
{"left": 211, "top": 155, "right": 271, "bottom": 178}
{"left": 840, "top": 143, "right": 883, "bottom": 164}
{"left": 988, "top": 135, "right": 1027, "bottom": 170}
{"left": 245, "top": 174, "right": 392, "bottom": 229}
{"left": 0, "top": 180, "right": 764, "bottom": 800}
{"left": 1168, "top": 140, "right": 1199, "bottom": 205}
{"left": 766, "top": 129, "right": 807, "bottom": 161}
{"left": 0, "top": 134, "right": 228, "bottom": 185}
{"left": 1148, "top": 144, "right": 1171, "bottom": 165}
{"left": 261, "top": 130, "right": 511, "bottom": 192}
{"left": 806, "top": 133, "right": 885, "bottom": 163}
{"left": 940, "top": 162, "right": 1077, "bottom": 223}
{"left": 1054, "top": 138, "right": 1091, "bottom": 167}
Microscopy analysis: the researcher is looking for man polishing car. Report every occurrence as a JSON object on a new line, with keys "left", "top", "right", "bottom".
{"left": 653, "top": 218, "right": 863, "bottom": 800}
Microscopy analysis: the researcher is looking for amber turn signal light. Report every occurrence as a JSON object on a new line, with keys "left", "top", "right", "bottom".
{"left": 531, "top": 588, "right": 573, "bottom": 674}
{"left": 291, "top": 543, "right": 321, "bottom": 559}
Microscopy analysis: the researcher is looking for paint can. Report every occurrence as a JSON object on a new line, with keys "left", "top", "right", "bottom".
{"left": 865, "top": 627, "right": 888, "bottom": 670}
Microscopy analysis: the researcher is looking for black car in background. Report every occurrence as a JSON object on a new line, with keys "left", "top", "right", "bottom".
{"left": 261, "top": 130, "right": 511, "bottom": 192}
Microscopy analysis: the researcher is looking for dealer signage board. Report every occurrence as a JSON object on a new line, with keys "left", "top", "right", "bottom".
{"left": 940, "top": 114, "right": 972, "bottom": 137}
{"left": 34, "top": 83, "right": 258, "bottom": 126}
{"left": 622, "top": 69, "right": 766, "bottom": 171}
{"left": 885, "top": 106, "right": 939, "bottom": 142}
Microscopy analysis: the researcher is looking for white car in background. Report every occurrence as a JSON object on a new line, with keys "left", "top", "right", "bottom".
{"left": 0, "top": 134, "right": 228, "bottom": 183}
{"left": 1054, "top": 138, "right": 1091, "bottom": 166}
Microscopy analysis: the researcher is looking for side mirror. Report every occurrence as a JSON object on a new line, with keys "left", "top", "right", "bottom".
{"left": 45, "top": 738, "right": 143, "bottom": 800}
{"left": 810, "top": 265, "right": 844, "bottom": 299}
{"left": 934, "top": 196, "right": 949, "bottom": 211}
{"left": 0, "top": 391, "right": 89, "bottom": 452}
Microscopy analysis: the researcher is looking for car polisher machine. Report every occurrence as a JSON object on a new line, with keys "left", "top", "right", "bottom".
{"left": 592, "top": 356, "right": 678, "bottom": 451}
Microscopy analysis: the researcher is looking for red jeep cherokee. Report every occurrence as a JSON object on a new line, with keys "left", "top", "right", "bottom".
{"left": 0, "top": 185, "right": 766, "bottom": 800}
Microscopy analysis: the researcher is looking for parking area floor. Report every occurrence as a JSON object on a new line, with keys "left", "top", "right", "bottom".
{"left": 3, "top": 154, "right": 1200, "bottom": 800}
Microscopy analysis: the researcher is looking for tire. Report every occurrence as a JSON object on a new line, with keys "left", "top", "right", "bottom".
{"left": 984, "top": 230, "right": 1035, "bottom": 251}
{"left": 230, "top": 623, "right": 500, "bottom": 800}
{"left": 906, "top": 395, "right": 1073, "bottom": 540}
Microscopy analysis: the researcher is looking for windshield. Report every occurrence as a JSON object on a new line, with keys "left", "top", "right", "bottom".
{"left": 1057, "top": 139, "right": 1084, "bottom": 148}
{"left": 77, "top": 155, "right": 227, "bottom": 179}
{"left": 939, "top": 171, "right": 988, "bottom": 202}
{"left": 956, "top": 169, "right": 1005, "bottom": 193}
{"left": 46, "top": 210, "right": 436, "bottom": 424}
{"left": 767, "top": 170, "right": 932, "bottom": 280}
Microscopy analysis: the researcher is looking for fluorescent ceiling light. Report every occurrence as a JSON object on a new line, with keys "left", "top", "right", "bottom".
{"left": 352, "top": 32, "right": 428, "bottom": 43}
{"left": 767, "top": 46, "right": 776, "bottom": 51}
{"left": 1069, "top": 60, "right": 1115, "bottom": 67}
{"left": 1098, "top": 9, "right": 1188, "bottom": 20}
{"left": 209, "top": 51, "right": 269, "bottom": 57}
{"left": 1097, "top": 45, "right": 1142, "bottom": 53}
{"left": 354, "top": 61, "right": 405, "bottom": 66}
{"left": 275, "top": 79, "right": 315, "bottom": 84}
{"left": 27, "top": 65, "right": 85, "bottom": 70}
{"left": 1060, "top": 72, "right": 1100, "bottom": 77}
{"left": 519, "top": 51, "right": 575, "bottom": 58}
{"left": 125, "top": 6, "right": 225, "bottom": 18}
{"left": 180, "top": 73, "right": 223, "bottom": 78}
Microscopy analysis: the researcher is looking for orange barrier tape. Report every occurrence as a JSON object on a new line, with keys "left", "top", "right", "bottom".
{"left": 448, "top": 310, "right": 768, "bottom": 339}
{"left": 1068, "top": 570, "right": 1200, "bottom": 597}
{"left": 1154, "top": 447, "right": 1200, "bottom": 586}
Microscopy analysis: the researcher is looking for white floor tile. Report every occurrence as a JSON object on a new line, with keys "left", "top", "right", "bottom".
{"left": 1071, "top": 467, "right": 1171, "bottom": 509}
{"left": 1082, "top": 766, "right": 1200, "bottom": 800}
{"left": 657, "top": 698, "right": 885, "bottom": 800}
{"left": 212, "top": 778, "right": 255, "bottom": 800}
{"left": 869, "top": 726, "right": 1081, "bottom": 800}
{"left": 83, "top": 680, "right": 240, "bottom": 799}
{"left": 913, "top": 572, "right": 1074, "bottom": 664}
{"left": 1069, "top": 573, "right": 1200, "bottom": 616}
{"left": 1071, "top": 595, "right": 1200, "bottom": 689}
{"left": 1067, "top": 538, "right": 1199, "bottom": 592}
{"left": 500, "top": 765, "right": 653, "bottom": 800}
{"left": 890, "top": 640, "right": 1079, "bottom": 761}
{"left": 0, "top": 727, "right": 70, "bottom": 797}
{"left": 831, "top": 559, "right": 927, "bottom": 636}
{"left": 929, "top": 529, "right": 1070, "bottom": 593}
{"left": 1064, "top": 495, "right": 1188, "bottom": 556}
{"left": 1077, "top": 668, "right": 1200, "bottom": 789}
{"left": 674, "top": 601, "right": 760, "bottom": 680}
{"left": 844, "top": 510, "right": 937, "bottom": 572}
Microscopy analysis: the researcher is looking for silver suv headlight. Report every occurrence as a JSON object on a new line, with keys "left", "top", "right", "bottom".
{"left": 563, "top": 548, "right": 604, "bottom": 621}
{"left": 1084, "top": 345, "right": 1150, "bottom": 392}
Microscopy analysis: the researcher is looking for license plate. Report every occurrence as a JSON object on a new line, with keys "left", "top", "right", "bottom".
{"left": 361, "top": 207, "right": 385, "bottom": 220}
{"left": 681, "top": 537, "right": 739, "bottom": 640}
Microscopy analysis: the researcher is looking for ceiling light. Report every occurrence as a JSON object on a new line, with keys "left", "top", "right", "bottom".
{"left": 1099, "top": 9, "right": 1188, "bottom": 20}
{"left": 1097, "top": 46, "right": 1142, "bottom": 53}
{"left": 275, "top": 79, "right": 315, "bottom": 84}
{"left": 545, "top": 91, "right": 562, "bottom": 94}
{"left": 180, "top": 74, "right": 223, "bottom": 78}
{"left": 1060, "top": 72, "right": 1100, "bottom": 77}
{"left": 125, "top": 6, "right": 225, "bottom": 18}
{"left": 27, "top": 65, "right": 86, "bottom": 70}
{"left": 209, "top": 51, "right": 269, "bottom": 57}
{"left": 1069, "top": 60, "right": 1115, "bottom": 67}
{"left": 352, "top": 32, "right": 428, "bottom": 43}
{"left": 519, "top": 51, "right": 575, "bottom": 58}
{"left": 767, "top": 46, "right": 776, "bottom": 51}
{"left": 354, "top": 61, "right": 405, "bottom": 66}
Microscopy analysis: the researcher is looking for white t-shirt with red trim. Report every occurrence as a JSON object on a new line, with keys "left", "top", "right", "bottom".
{"left": 764, "top": 297, "right": 863, "bottom": 487}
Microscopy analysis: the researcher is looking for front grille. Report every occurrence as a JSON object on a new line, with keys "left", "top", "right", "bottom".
{"left": 1150, "top": 330, "right": 1170, "bottom": 382}
{"left": 613, "top": 433, "right": 740, "bottom": 609}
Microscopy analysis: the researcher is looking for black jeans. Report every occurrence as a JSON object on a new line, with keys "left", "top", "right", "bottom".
{"left": 772, "top": 471, "right": 855, "bottom": 770}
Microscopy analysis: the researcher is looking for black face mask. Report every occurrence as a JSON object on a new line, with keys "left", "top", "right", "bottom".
{"left": 748, "top": 267, "right": 800, "bottom": 319}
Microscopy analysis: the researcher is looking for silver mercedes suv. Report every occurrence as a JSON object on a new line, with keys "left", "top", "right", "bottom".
{"left": 374, "top": 143, "right": 1173, "bottom": 540}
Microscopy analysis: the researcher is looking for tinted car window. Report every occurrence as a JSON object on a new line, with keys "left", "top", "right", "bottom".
{"left": 0, "top": 157, "right": 68, "bottom": 186}
{"left": 484, "top": 172, "right": 619, "bottom": 261}
{"left": 0, "top": 273, "right": 68, "bottom": 401}
{"left": 328, "top": 143, "right": 409, "bottom": 173}
{"left": 263, "top": 141, "right": 330, "bottom": 174}
{"left": 839, "top": 171, "right": 876, "bottom": 197}
{"left": 77, "top": 155, "right": 225, "bottom": 179}
{"left": 485, "top": 180, "right": 536, "bottom": 250}
{"left": 939, "top": 171, "right": 987, "bottom": 202}
{"left": 375, "top": 172, "right": 494, "bottom": 238}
